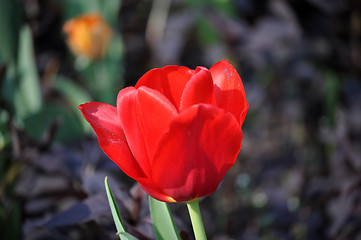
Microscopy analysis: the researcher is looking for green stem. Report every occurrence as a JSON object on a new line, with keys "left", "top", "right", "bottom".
{"left": 186, "top": 199, "right": 207, "bottom": 240}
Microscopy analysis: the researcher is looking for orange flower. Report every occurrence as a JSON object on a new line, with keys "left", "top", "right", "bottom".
{"left": 63, "top": 13, "right": 112, "bottom": 60}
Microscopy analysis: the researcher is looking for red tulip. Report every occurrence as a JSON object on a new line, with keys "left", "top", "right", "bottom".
{"left": 79, "top": 60, "right": 248, "bottom": 202}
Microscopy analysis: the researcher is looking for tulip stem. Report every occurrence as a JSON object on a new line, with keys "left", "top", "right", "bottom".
{"left": 187, "top": 199, "right": 207, "bottom": 240}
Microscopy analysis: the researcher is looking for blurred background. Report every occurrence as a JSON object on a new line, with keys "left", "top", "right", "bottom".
{"left": 1, "top": 0, "right": 360, "bottom": 239}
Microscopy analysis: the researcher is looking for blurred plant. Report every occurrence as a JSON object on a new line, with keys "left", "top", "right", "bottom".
{"left": 146, "top": 0, "right": 172, "bottom": 48}
{"left": 185, "top": 0, "right": 236, "bottom": 17}
{"left": 61, "top": 5, "right": 124, "bottom": 105}
{"left": 0, "top": 0, "right": 43, "bottom": 233}
{"left": 63, "top": 13, "right": 112, "bottom": 60}
{"left": 0, "top": 0, "right": 124, "bottom": 143}
{"left": 0, "top": 1, "right": 123, "bottom": 239}
{"left": 324, "top": 71, "right": 339, "bottom": 127}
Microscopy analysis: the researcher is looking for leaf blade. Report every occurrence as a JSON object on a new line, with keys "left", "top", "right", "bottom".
{"left": 105, "top": 177, "right": 126, "bottom": 234}
{"left": 0, "top": 0, "right": 22, "bottom": 64}
{"left": 149, "top": 197, "right": 181, "bottom": 240}
{"left": 105, "top": 177, "right": 138, "bottom": 240}
{"left": 14, "top": 25, "right": 42, "bottom": 120}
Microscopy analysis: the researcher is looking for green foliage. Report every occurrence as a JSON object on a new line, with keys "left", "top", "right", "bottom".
{"left": 185, "top": 0, "right": 236, "bottom": 17}
{"left": 0, "top": 200, "right": 21, "bottom": 240}
{"left": 14, "top": 25, "right": 42, "bottom": 120}
{"left": 23, "top": 104, "right": 85, "bottom": 142}
{"left": 0, "top": 0, "right": 22, "bottom": 64}
{"left": 63, "top": 0, "right": 121, "bottom": 27}
{"left": 0, "top": 110, "right": 10, "bottom": 150}
{"left": 77, "top": 55, "right": 123, "bottom": 105}
{"left": 62, "top": 0, "right": 124, "bottom": 105}
{"left": 149, "top": 197, "right": 181, "bottom": 240}
{"left": 63, "top": 0, "right": 102, "bottom": 19}
{"left": 104, "top": 178, "right": 182, "bottom": 240}
{"left": 0, "top": 160, "right": 23, "bottom": 240}
{"left": 2, "top": 25, "right": 42, "bottom": 123}
{"left": 324, "top": 72, "right": 339, "bottom": 127}
{"left": 98, "top": 0, "right": 122, "bottom": 27}
{"left": 105, "top": 177, "right": 138, "bottom": 240}
{"left": 53, "top": 76, "right": 93, "bottom": 133}
{"left": 0, "top": 0, "right": 124, "bottom": 143}
{"left": 196, "top": 18, "right": 220, "bottom": 46}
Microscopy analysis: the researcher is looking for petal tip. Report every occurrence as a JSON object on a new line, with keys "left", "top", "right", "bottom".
{"left": 78, "top": 103, "right": 85, "bottom": 110}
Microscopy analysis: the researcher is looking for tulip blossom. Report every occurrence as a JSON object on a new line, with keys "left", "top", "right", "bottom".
{"left": 79, "top": 60, "right": 248, "bottom": 202}
{"left": 63, "top": 13, "right": 112, "bottom": 59}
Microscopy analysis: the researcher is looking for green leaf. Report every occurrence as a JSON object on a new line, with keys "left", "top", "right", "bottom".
{"left": 63, "top": 0, "right": 121, "bottom": 23}
{"left": 63, "top": 0, "right": 100, "bottom": 19}
{"left": 98, "top": 0, "right": 122, "bottom": 27}
{"left": 52, "top": 76, "right": 92, "bottom": 133}
{"left": 104, "top": 177, "right": 125, "bottom": 233}
{"left": 0, "top": 110, "right": 10, "bottom": 150}
{"left": 104, "top": 177, "right": 138, "bottom": 240}
{"left": 0, "top": 0, "right": 22, "bottom": 64}
{"left": 196, "top": 18, "right": 220, "bottom": 46}
{"left": 14, "top": 25, "right": 42, "bottom": 120}
{"left": 149, "top": 197, "right": 181, "bottom": 240}
{"left": 1, "top": 200, "right": 21, "bottom": 240}
{"left": 185, "top": 0, "right": 236, "bottom": 17}
{"left": 324, "top": 72, "right": 339, "bottom": 127}
{"left": 23, "top": 103, "right": 84, "bottom": 142}
{"left": 54, "top": 76, "right": 92, "bottom": 107}
{"left": 118, "top": 232, "right": 139, "bottom": 240}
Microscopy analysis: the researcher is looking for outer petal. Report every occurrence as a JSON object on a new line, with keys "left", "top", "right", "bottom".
{"left": 135, "top": 65, "right": 195, "bottom": 111}
{"left": 179, "top": 67, "right": 216, "bottom": 112}
{"left": 137, "top": 178, "right": 176, "bottom": 203}
{"left": 151, "top": 104, "right": 242, "bottom": 202}
{"left": 117, "top": 86, "right": 178, "bottom": 177}
{"left": 210, "top": 60, "right": 249, "bottom": 125}
{"left": 78, "top": 102, "right": 145, "bottom": 179}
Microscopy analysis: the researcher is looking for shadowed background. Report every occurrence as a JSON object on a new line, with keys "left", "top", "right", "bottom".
{"left": 1, "top": 0, "right": 360, "bottom": 239}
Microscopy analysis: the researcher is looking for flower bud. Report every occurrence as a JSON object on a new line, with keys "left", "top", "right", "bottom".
{"left": 63, "top": 13, "right": 112, "bottom": 60}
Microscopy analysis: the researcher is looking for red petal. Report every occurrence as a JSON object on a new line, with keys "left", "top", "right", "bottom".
{"left": 137, "top": 178, "right": 176, "bottom": 203}
{"left": 117, "top": 86, "right": 177, "bottom": 177}
{"left": 135, "top": 65, "right": 195, "bottom": 111}
{"left": 78, "top": 102, "right": 145, "bottom": 179}
{"left": 210, "top": 60, "right": 249, "bottom": 125}
{"left": 179, "top": 67, "right": 216, "bottom": 111}
{"left": 151, "top": 104, "right": 242, "bottom": 202}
